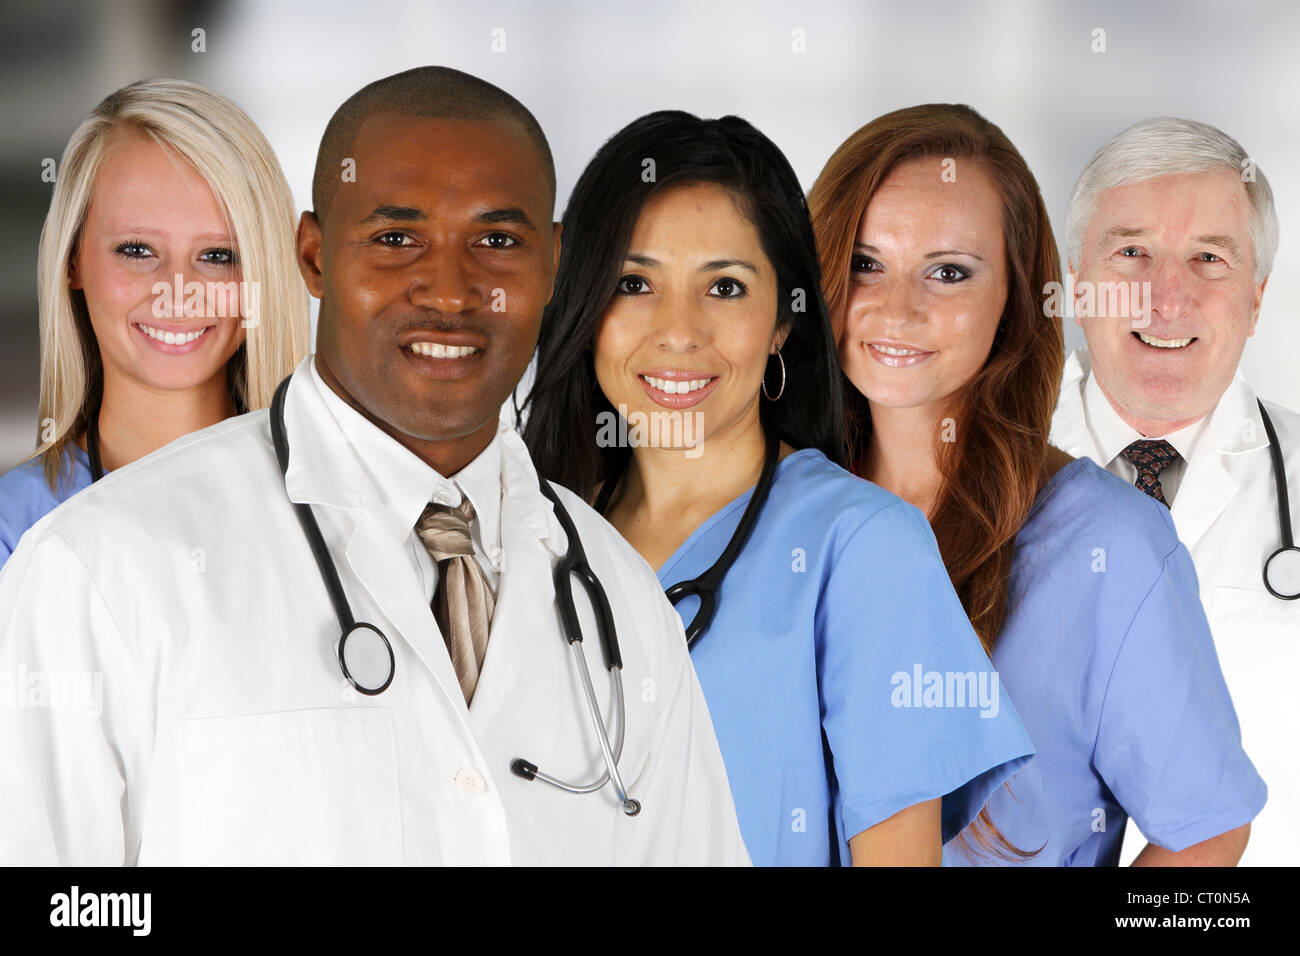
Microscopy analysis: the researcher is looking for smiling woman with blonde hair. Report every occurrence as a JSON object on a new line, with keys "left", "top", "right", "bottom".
{"left": 0, "top": 78, "right": 309, "bottom": 568}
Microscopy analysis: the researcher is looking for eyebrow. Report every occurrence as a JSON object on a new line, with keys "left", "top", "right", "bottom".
{"left": 111, "top": 227, "right": 234, "bottom": 243}
{"left": 1098, "top": 227, "right": 1242, "bottom": 257}
{"left": 1097, "top": 227, "right": 1149, "bottom": 247}
{"left": 356, "top": 204, "right": 538, "bottom": 231}
{"left": 1194, "top": 234, "right": 1241, "bottom": 257}
{"left": 475, "top": 207, "right": 537, "bottom": 230}
{"left": 358, "top": 205, "right": 425, "bottom": 225}
{"left": 853, "top": 243, "right": 984, "bottom": 261}
{"left": 624, "top": 253, "right": 760, "bottom": 274}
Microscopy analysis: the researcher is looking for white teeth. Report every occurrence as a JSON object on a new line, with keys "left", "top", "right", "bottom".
{"left": 874, "top": 344, "right": 923, "bottom": 356}
{"left": 1136, "top": 332, "right": 1193, "bottom": 349}
{"left": 407, "top": 342, "right": 479, "bottom": 358}
{"left": 642, "top": 375, "right": 712, "bottom": 395}
{"left": 136, "top": 323, "right": 209, "bottom": 344}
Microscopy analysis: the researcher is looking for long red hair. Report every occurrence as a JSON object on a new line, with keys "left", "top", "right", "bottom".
{"left": 808, "top": 104, "right": 1065, "bottom": 861}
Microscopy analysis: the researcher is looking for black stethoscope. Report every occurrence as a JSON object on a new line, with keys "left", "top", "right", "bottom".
{"left": 1258, "top": 400, "right": 1300, "bottom": 600}
{"left": 266, "top": 374, "right": 641, "bottom": 815}
{"left": 593, "top": 430, "right": 780, "bottom": 648}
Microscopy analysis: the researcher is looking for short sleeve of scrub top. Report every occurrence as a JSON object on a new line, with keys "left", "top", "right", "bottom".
{"left": 943, "top": 459, "right": 1265, "bottom": 866}
{"left": 659, "top": 449, "right": 1034, "bottom": 866}
{"left": 0, "top": 446, "right": 95, "bottom": 574}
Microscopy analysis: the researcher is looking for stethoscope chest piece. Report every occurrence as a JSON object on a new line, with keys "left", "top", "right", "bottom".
{"left": 1263, "top": 546, "right": 1300, "bottom": 601}
{"left": 339, "top": 621, "right": 396, "bottom": 695}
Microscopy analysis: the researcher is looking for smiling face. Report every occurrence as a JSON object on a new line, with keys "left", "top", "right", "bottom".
{"left": 838, "top": 157, "right": 1008, "bottom": 418}
{"left": 1074, "top": 169, "right": 1266, "bottom": 433}
{"left": 593, "top": 183, "right": 782, "bottom": 450}
{"left": 299, "top": 113, "right": 559, "bottom": 470}
{"left": 69, "top": 131, "right": 248, "bottom": 394}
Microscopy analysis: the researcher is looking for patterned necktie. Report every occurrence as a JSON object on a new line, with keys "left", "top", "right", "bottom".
{"left": 415, "top": 498, "right": 496, "bottom": 704}
{"left": 1120, "top": 439, "right": 1180, "bottom": 507}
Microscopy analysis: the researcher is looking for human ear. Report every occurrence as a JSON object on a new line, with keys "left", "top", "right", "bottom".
{"left": 296, "top": 211, "right": 326, "bottom": 299}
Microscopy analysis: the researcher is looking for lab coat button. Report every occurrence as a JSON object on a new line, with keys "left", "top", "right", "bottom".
{"left": 455, "top": 767, "right": 486, "bottom": 794}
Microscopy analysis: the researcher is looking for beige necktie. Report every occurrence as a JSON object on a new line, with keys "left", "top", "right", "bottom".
{"left": 415, "top": 498, "right": 496, "bottom": 704}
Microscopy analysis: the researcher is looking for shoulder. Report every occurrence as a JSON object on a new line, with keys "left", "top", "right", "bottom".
{"left": 0, "top": 454, "right": 59, "bottom": 509}
{"left": 31, "top": 410, "right": 272, "bottom": 548}
{"left": 1258, "top": 394, "right": 1300, "bottom": 463}
{"left": 1018, "top": 456, "right": 1183, "bottom": 584}
{"left": 769, "top": 448, "right": 914, "bottom": 532}
{"left": 0, "top": 451, "right": 85, "bottom": 560}
{"left": 755, "top": 451, "right": 955, "bottom": 589}
{"left": 540, "top": 478, "right": 692, "bottom": 666}
{"left": 543, "top": 479, "right": 662, "bottom": 590}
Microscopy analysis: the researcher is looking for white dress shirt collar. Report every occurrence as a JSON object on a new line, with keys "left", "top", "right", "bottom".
{"left": 308, "top": 357, "right": 503, "bottom": 565}
{"left": 1082, "top": 367, "right": 1213, "bottom": 467}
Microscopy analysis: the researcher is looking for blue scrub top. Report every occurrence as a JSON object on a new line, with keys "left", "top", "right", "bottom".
{"left": 943, "top": 458, "right": 1266, "bottom": 866}
{"left": 0, "top": 444, "right": 96, "bottom": 573}
{"left": 658, "top": 448, "right": 1035, "bottom": 866}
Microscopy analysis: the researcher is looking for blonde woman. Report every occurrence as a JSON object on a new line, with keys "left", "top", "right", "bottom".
{"left": 0, "top": 79, "right": 309, "bottom": 569}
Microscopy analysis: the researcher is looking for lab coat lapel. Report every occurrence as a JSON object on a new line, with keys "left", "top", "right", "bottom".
{"left": 1171, "top": 448, "right": 1237, "bottom": 551}
{"left": 464, "top": 427, "right": 568, "bottom": 736}
{"left": 1170, "top": 377, "right": 1262, "bottom": 551}
{"left": 343, "top": 490, "right": 471, "bottom": 709}
{"left": 279, "top": 360, "right": 470, "bottom": 712}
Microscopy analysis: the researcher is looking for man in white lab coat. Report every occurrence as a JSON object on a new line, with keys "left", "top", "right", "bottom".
{"left": 1050, "top": 117, "right": 1299, "bottom": 865}
{"left": 0, "top": 66, "right": 750, "bottom": 865}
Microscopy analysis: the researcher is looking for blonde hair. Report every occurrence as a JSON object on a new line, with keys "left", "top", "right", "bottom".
{"left": 33, "top": 78, "right": 309, "bottom": 494}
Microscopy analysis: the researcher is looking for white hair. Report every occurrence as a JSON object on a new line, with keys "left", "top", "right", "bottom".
{"left": 1065, "top": 117, "right": 1277, "bottom": 283}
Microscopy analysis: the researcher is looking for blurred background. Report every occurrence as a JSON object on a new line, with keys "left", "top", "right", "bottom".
{"left": 2, "top": 0, "right": 1297, "bottom": 469}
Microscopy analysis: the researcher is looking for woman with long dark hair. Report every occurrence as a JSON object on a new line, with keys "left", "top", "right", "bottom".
{"left": 810, "top": 103, "right": 1264, "bottom": 865}
{"left": 524, "top": 110, "right": 1034, "bottom": 866}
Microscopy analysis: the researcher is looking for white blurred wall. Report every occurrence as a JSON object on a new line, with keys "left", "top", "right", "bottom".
{"left": 3, "top": 0, "right": 1297, "bottom": 468}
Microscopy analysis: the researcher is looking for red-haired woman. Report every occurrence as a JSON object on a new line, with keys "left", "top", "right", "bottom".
{"left": 809, "top": 104, "right": 1263, "bottom": 866}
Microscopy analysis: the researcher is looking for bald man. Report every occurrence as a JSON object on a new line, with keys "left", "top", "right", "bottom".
{"left": 0, "top": 66, "right": 750, "bottom": 866}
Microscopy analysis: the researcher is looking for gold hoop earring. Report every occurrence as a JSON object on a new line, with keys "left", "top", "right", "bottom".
{"left": 762, "top": 349, "right": 786, "bottom": 401}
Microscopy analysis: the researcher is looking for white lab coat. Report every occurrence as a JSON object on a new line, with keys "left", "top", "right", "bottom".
{"left": 0, "top": 359, "right": 750, "bottom": 866}
{"left": 1051, "top": 349, "right": 1300, "bottom": 866}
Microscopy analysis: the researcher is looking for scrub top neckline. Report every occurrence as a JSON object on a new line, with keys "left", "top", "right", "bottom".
{"left": 656, "top": 446, "right": 822, "bottom": 581}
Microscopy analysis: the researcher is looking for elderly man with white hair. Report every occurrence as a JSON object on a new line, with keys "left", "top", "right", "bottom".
{"left": 1051, "top": 117, "right": 1300, "bottom": 866}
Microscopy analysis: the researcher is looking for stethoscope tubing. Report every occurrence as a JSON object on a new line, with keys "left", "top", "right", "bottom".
{"left": 653, "top": 431, "right": 781, "bottom": 648}
{"left": 1259, "top": 400, "right": 1294, "bottom": 550}
{"left": 1258, "top": 400, "right": 1300, "bottom": 600}
{"left": 271, "top": 375, "right": 394, "bottom": 693}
